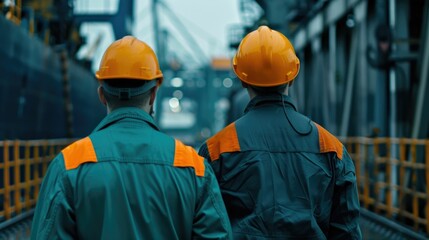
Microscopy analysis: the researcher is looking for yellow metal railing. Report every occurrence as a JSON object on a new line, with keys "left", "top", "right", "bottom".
{"left": 342, "top": 137, "right": 429, "bottom": 234}
{"left": 1, "top": 136, "right": 428, "bottom": 235}
{"left": 0, "top": 139, "right": 72, "bottom": 221}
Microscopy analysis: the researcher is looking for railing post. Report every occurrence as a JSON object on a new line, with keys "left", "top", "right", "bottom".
{"left": 386, "top": 138, "right": 392, "bottom": 218}
{"left": 399, "top": 138, "right": 406, "bottom": 220}
{"left": 363, "top": 141, "right": 370, "bottom": 209}
{"left": 25, "top": 142, "right": 31, "bottom": 211}
{"left": 14, "top": 141, "right": 22, "bottom": 215}
{"left": 3, "top": 141, "right": 10, "bottom": 219}
{"left": 42, "top": 142, "right": 48, "bottom": 176}
{"left": 410, "top": 140, "right": 418, "bottom": 230}
{"left": 34, "top": 145, "right": 40, "bottom": 203}
{"left": 373, "top": 138, "right": 380, "bottom": 213}
{"left": 355, "top": 142, "right": 361, "bottom": 195}
{"left": 425, "top": 140, "right": 429, "bottom": 234}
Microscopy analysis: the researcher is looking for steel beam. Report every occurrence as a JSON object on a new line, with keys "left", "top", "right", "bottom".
{"left": 328, "top": 24, "right": 337, "bottom": 134}
{"left": 292, "top": 0, "right": 363, "bottom": 50}
{"left": 340, "top": 28, "right": 358, "bottom": 136}
{"left": 411, "top": 0, "right": 429, "bottom": 139}
{"left": 74, "top": 0, "right": 134, "bottom": 39}
{"left": 357, "top": 1, "right": 368, "bottom": 136}
{"left": 151, "top": 0, "right": 164, "bottom": 68}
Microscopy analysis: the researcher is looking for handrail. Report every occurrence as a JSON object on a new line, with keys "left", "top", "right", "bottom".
{"left": 0, "top": 139, "right": 74, "bottom": 221}
{"left": 340, "top": 137, "right": 429, "bottom": 235}
{"left": 0, "top": 137, "right": 428, "bottom": 236}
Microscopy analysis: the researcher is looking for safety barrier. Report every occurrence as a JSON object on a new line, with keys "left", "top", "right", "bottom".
{"left": 0, "top": 137, "right": 428, "bottom": 236}
{"left": 342, "top": 137, "right": 429, "bottom": 235}
{"left": 0, "top": 139, "right": 72, "bottom": 222}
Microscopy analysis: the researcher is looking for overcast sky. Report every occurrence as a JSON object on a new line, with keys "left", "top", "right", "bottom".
{"left": 76, "top": 0, "right": 242, "bottom": 71}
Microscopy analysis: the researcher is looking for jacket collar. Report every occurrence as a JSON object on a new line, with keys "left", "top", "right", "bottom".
{"left": 93, "top": 107, "right": 159, "bottom": 133}
{"left": 244, "top": 94, "right": 297, "bottom": 114}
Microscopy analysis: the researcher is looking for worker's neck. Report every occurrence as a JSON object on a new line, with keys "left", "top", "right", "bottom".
{"left": 246, "top": 85, "right": 289, "bottom": 99}
{"left": 106, "top": 104, "right": 152, "bottom": 115}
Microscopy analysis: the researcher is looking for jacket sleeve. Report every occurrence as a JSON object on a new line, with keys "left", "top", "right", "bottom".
{"left": 192, "top": 160, "right": 232, "bottom": 239}
{"left": 328, "top": 146, "right": 362, "bottom": 240}
{"left": 31, "top": 156, "right": 76, "bottom": 240}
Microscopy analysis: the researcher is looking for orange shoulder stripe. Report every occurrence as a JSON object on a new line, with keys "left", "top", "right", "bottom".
{"left": 207, "top": 122, "right": 241, "bottom": 161}
{"left": 62, "top": 137, "right": 97, "bottom": 170}
{"left": 174, "top": 139, "right": 205, "bottom": 177}
{"left": 315, "top": 123, "right": 343, "bottom": 160}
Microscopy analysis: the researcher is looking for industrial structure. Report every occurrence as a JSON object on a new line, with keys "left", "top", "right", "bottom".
{"left": 233, "top": 0, "right": 428, "bottom": 140}
{"left": 0, "top": 0, "right": 428, "bottom": 239}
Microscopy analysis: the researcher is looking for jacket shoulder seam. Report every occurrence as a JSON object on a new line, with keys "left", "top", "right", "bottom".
{"left": 207, "top": 122, "right": 241, "bottom": 161}
{"left": 314, "top": 123, "right": 343, "bottom": 160}
{"left": 62, "top": 137, "right": 97, "bottom": 170}
{"left": 173, "top": 139, "right": 205, "bottom": 177}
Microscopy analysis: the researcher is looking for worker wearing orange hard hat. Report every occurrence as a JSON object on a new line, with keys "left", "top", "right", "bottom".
{"left": 31, "top": 36, "right": 232, "bottom": 239}
{"left": 199, "top": 26, "right": 362, "bottom": 239}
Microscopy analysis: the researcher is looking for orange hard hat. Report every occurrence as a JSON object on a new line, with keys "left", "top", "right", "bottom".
{"left": 233, "top": 26, "right": 300, "bottom": 87}
{"left": 96, "top": 36, "right": 163, "bottom": 83}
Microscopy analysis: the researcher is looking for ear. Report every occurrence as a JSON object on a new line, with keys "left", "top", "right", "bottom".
{"left": 98, "top": 86, "right": 107, "bottom": 106}
{"left": 149, "top": 86, "right": 158, "bottom": 105}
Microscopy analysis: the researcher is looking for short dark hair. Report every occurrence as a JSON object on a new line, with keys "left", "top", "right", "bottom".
{"left": 102, "top": 79, "right": 153, "bottom": 110}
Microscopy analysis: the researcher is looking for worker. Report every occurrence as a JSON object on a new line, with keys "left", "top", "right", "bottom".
{"left": 198, "top": 26, "right": 362, "bottom": 239}
{"left": 31, "top": 36, "right": 232, "bottom": 239}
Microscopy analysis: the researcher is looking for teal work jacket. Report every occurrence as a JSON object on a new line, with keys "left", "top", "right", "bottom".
{"left": 31, "top": 107, "right": 232, "bottom": 239}
{"left": 199, "top": 94, "right": 362, "bottom": 239}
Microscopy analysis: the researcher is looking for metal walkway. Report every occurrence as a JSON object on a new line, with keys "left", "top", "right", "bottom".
{"left": 0, "top": 210, "right": 33, "bottom": 240}
{"left": 1, "top": 209, "right": 428, "bottom": 239}
{"left": 360, "top": 209, "right": 427, "bottom": 240}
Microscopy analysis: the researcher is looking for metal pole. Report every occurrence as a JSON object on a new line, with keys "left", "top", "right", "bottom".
{"left": 151, "top": 0, "right": 165, "bottom": 125}
{"left": 294, "top": 51, "right": 305, "bottom": 111}
{"left": 152, "top": 0, "right": 165, "bottom": 68}
{"left": 329, "top": 24, "right": 337, "bottom": 134}
{"left": 356, "top": 1, "right": 368, "bottom": 137}
{"left": 340, "top": 28, "right": 358, "bottom": 137}
{"left": 388, "top": 0, "right": 398, "bottom": 207}
{"left": 411, "top": 0, "right": 429, "bottom": 139}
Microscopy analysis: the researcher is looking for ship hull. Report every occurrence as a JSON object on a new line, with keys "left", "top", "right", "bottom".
{"left": 0, "top": 15, "right": 104, "bottom": 139}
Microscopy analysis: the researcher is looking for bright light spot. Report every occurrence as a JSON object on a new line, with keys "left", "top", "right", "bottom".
{"left": 160, "top": 98, "right": 196, "bottom": 129}
{"left": 173, "top": 90, "right": 183, "bottom": 99}
{"left": 169, "top": 97, "right": 181, "bottom": 112}
{"left": 171, "top": 77, "right": 184, "bottom": 87}
{"left": 346, "top": 15, "right": 355, "bottom": 28}
{"left": 223, "top": 78, "right": 233, "bottom": 88}
{"left": 216, "top": 98, "right": 230, "bottom": 110}
{"left": 171, "top": 106, "right": 181, "bottom": 113}
{"left": 169, "top": 97, "right": 180, "bottom": 108}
